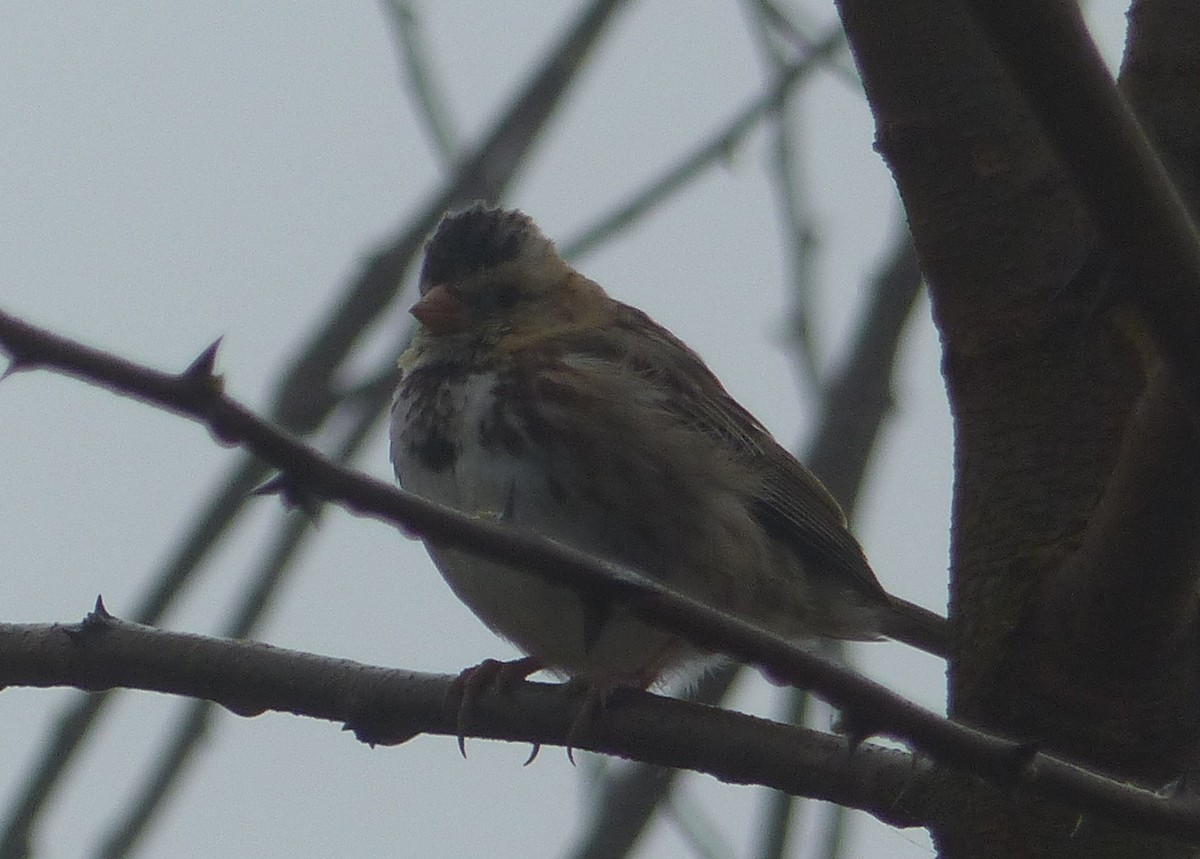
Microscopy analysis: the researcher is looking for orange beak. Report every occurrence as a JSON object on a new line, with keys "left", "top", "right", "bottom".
{"left": 410, "top": 284, "right": 470, "bottom": 334}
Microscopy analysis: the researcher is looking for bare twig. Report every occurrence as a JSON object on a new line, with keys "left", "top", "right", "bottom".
{"left": 756, "top": 0, "right": 859, "bottom": 88}
{"left": 382, "top": 0, "right": 459, "bottom": 164}
{"left": 0, "top": 3, "right": 632, "bottom": 856}
{"left": 745, "top": 0, "right": 824, "bottom": 390}
{"left": 0, "top": 285, "right": 1186, "bottom": 844}
{"left": 559, "top": 25, "right": 844, "bottom": 262}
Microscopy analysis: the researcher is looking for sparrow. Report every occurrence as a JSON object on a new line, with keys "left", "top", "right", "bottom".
{"left": 390, "top": 204, "right": 944, "bottom": 696}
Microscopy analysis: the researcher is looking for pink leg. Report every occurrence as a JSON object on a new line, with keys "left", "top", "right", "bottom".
{"left": 562, "top": 641, "right": 683, "bottom": 763}
{"left": 447, "top": 656, "right": 542, "bottom": 757}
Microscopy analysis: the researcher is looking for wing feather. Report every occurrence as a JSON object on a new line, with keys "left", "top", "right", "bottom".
{"left": 597, "top": 303, "right": 887, "bottom": 599}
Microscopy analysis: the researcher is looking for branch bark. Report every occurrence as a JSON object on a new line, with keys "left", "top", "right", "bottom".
{"left": 0, "top": 5, "right": 634, "bottom": 854}
{"left": 837, "top": 0, "right": 1200, "bottom": 855}
{"left": 960, "top": 0, "right": 1200, "bottom": 417}
{"left": 0, "top": 608, "right": 937, "bottom": 828}
{"left": 3, "top": 606, "right": 1199, "bottom": 844}
{"left": 1, "top": 309, "right": 1199, "bottom": 846}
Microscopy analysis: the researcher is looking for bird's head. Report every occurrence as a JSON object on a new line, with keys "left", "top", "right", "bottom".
{"left": 410, "top": 205, "right": 608, "bottom": 351}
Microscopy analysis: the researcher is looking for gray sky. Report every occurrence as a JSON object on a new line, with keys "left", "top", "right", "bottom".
{"left": 0, "top": 3, "right": 1128, "bottom": 857}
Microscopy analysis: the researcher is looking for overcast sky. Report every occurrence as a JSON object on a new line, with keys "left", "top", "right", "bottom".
{"left": 0, "top": 3, "right": 1129, "bottom": 857}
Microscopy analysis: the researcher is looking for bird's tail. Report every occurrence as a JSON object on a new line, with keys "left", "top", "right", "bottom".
{"left": 878, "top": 596, "right": 950, "bottom": 658}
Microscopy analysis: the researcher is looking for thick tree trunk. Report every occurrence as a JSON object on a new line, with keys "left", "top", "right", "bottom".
{"left": 836, "top": 1, "right": 1200, "bottom": 855}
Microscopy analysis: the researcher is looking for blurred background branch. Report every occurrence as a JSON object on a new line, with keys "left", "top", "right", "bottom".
{"left": 0, "top": 1, "right": 964, "bottom": 857}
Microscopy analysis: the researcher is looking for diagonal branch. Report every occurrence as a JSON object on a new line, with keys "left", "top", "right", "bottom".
{"left": 382, "top": 0, "right": 459, "bottom": 164}
{"left": 3, "top": 310, "right": 1199, "bottom": 841}
{"left": 567, "top": 217, "right": 927, "bottom": 859}
{"left": 559, "top": 25, "right": 844, "bottom": 262}
{"left": 0, "top": 307, "right": 946, "bottom": 669}
{"left": 0, "top": 3, "right": 633, "bottom": 856}
{"left": 274, "top": 0, "right": 633, "bottom": 433}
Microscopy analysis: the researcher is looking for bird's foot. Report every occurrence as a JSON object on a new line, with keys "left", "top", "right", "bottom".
{"left": 447, "top": 656, "right": 542, "bottom": 757}
{"left": 560, "top": 669, "right": 658, "bottom": 765}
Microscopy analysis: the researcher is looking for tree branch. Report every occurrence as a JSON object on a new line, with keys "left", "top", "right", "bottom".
{"left": 836, "top": 0, "right": 1200, "bottom": 853}
{"left": 0, "top": 4, "right": 634, "bottom": 855}
{"left": 959, "top": 0, "right": 1200, "bottom": 418}
{"left": 1042, "top": 364, "right": 1200, "bottom": 656}
{"left": 5, "top": 605, "right": 1200, "bottom": 843}
{"left": 558, "top": 25, "right": 844, "bottom": 262}
{"left": 382, "top": 0, "right": 459, "bottom": 165}
{"left": 0, "top": 607, "right": 932, "bottom": 825}
{"left": 0, "top": 308, "right": 947, "bottom": 658}
{"left": 566, "top": 215, "right": 926, "bottom": 859}
{"left": 4, "top": 310, "right": 1200, "bottom": 843}
{"left": 1038, "top": 0, "right": 1200, "bottom": 668}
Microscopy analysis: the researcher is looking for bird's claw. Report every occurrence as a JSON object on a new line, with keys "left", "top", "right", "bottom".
{"left": 447, "top": 656, "right": 541, "bottom": 757}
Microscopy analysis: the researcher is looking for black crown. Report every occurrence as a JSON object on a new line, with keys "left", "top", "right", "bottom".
{"left": 420, "top": 204, "right": 538, "bottom": 287}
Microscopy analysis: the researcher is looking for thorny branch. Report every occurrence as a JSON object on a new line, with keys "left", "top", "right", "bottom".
{"left": 0, "top": 2, "right": 633, "bottom": 855}
{"left": 2, "top": 311, "right": 1200, "bottom": 843}
{"left": 0, "top": 607, "right": 936, "bottom": 828}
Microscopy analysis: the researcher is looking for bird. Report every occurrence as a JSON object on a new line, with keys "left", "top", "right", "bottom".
{"left": 389, "top": 204, "right": 944, "bottom": 701}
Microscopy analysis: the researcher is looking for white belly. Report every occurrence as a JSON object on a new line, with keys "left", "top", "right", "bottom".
{"left": 390, "top": 370, "right": 682, "bottom": 680}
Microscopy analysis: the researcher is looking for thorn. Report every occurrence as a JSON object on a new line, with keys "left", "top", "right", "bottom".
{"left": 831, "top": 710, "right": 877, "bottom": 752}
{"left": 1158, "top": 773, "right": 1193, "bottom": 797}
{"left": 1003, "top": 739, "right": 1041, "bottom": 782}
{"left": 251, "top": 474, "right": 322, "bottom": 518}
{"left": 69, "top": 595, "right": 116, "bottom": 643}
{"left": 182, "top": 337, "right": 223, "bottom": 382}
{"left": 251, "top": 474, "right": 290, "bottom": 498}
{"left": 222, "top": 699, "right": 267, "bottom": 718}
{"left": 0, "top": 356, "right": 36, "bottom": 382}
{"left": 343, "top": 722, "right": 374, "bottom": 748}
{"left": 344, "top": 723, "right": 379, "bottom": 749}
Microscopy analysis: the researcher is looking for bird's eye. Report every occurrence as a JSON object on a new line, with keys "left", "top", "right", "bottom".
{"left": 494, "top": 283, "right": 521, "bottom": 309}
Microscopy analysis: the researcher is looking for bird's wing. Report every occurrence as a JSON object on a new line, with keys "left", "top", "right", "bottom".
{"left": 607, "top": 303, "right": 888, "bottom": 599}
